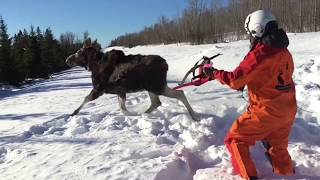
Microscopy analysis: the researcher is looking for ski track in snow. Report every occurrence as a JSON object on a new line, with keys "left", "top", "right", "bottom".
{"left": 0, "top": 32, "right": 320, "bottom": 180}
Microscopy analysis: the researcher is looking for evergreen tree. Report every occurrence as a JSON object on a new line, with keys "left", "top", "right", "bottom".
{"left": 41, "top": 28, "right": 61, "bottom": 74}
{"left": 0, "top": 17, "right": 8, "bottom": 83}
{"left": 11, "top": 30, "right": 27, "bottom": 84}
{"left": 36, "top": 26, "right": 43, "bottom": 42}
{"left": 0, "top": 17, "right": 89, "bottom": 85}
{"left": 21, "top": 29, "right": 31, "bottom": 79}
{"left": 36, "top": 26, "right": 49, "bottom": 78}
{"left": 24, "top": 26, "right": 45, "bottom": 78}
{"left": 0, "top": 16, "right": 15, "bottom": 85}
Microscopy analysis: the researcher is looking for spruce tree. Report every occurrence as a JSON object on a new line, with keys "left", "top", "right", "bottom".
{"left": 24, "top": 26, "right": 44, "bottom": 79}
{"left": 0, "top": 16, "right": 14, "bottom": 85}
{"left": 41, "top": 28, "right": 61, "bottom": 74}
{"left": 12, "top": 30, "right": 28, "bottom": 84}
{"left": 36, "top": 26, "right": 48, "bottom": 78}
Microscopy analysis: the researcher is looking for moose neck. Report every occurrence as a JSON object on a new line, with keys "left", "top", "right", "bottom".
{"left": 88, "top": 51, "right": 104, "bottom": 78}
{"left": 88, "top": 62, "right": 100, "bottom": 78}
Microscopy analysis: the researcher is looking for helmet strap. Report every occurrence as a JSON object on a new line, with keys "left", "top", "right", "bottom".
{"left": 249, "top": 36, "right": 261, "bottom": 51}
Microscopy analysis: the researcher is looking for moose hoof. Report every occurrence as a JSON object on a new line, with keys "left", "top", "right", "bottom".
{"left": 191, "top": 113, "right": 201, "bottom": 121}
{"left": 145, "top": 107, "right": 157, "bottom": 114}
{"left": 71, "top": 109, "right": 79, "bottom": 116}
{"left": 121, "top": 110, "right": 136, "bottom": 116}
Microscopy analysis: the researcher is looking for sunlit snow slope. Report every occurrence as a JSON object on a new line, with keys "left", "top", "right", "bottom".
{"left": 0, "top": 32, "right": 320, "bottom": 180}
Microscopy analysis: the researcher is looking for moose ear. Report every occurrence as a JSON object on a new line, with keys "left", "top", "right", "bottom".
{"left": 93, "top": 39, "right": 101, "bottom": 51}
{"left": 84, "top": 38, "right": 92, "bottom": 48}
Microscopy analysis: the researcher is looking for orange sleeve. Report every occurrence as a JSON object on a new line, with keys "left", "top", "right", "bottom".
{"left": 213, "top": 43, "right": 283, "bottom": 90}
{"left": 213, "top": 52, "right": 258, "bottom": 90}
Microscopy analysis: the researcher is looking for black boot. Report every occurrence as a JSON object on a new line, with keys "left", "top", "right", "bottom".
{"left": 262, "top": 140, "right": 273, "bottom": 166}
{"left": 249, "top": 176, "right": 259, "bottom": 180}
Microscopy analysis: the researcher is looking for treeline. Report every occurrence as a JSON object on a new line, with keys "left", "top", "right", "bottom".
{"left": 0, "top": 16, "right": 88, "bottom": 86}
{"left": 110, "top": 0, "right": 320, "bottom": 47}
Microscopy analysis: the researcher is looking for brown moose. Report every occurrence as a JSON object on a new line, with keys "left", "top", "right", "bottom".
{"left": 66, "top": 39, "right": 199, "bottom": 121}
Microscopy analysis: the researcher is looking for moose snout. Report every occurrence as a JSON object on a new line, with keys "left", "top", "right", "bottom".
{"left": 66, "top": 54, "right": 75, "bottom": 67}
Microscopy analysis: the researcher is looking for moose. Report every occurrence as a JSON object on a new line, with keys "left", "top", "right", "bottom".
{"left": 66, "top": 39, "right": 199, "bottom": 121}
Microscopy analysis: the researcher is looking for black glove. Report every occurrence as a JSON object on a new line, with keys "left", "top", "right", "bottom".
{"left": 203, "top": 66, "right": 217, "bottom": 79}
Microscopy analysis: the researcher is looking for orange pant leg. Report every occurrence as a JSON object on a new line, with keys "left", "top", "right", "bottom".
{"left": 225, "top": 135, "right": 258, "bottom": 179}
{"left": 263, "top": 121, "right": 295, "bottom": 175}
{"left": 225, "top": 111, "right": 276, "bottom": 179}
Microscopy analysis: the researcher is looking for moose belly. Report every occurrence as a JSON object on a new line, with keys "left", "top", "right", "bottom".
{"left": 103, "top": 75, "right": 166, "bottom": 95}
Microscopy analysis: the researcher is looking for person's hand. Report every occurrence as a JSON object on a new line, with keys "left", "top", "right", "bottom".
{"left": 202, "top": 65, "right": 217, "bottom": 78}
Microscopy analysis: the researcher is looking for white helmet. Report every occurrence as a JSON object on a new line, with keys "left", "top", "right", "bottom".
{"left": 245, "top": 10, "right": 276, "bottom": 38}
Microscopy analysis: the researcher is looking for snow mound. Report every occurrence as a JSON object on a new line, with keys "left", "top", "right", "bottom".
{"left": 295, "top": 58, "right": 320, "bottom": 122}
{"left": 0, "top": 147, "right": 7, "bottom": 164}
{"left": 30, "top": 101, "right": 219, "bottom": 152}
{"left": 154, "top": 148, "right": 208, "bottom": 180}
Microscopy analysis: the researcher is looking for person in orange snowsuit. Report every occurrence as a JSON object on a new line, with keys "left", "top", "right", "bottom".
{"left": 203, "top": 10, "right": 297, "bottom": 180}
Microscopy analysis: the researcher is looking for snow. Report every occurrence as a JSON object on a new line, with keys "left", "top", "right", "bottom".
{"left": 1, "top": 32, "right": 320, "bottom": 179}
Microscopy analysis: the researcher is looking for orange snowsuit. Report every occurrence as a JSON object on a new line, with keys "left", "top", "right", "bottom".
{"left": 213, "top": 42, "right": 297, "bottom": 179}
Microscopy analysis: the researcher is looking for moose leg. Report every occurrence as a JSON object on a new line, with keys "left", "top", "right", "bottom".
{"left": 162, "top": 86, "right": 200, "bottom": 121}
{"left": 117, "top": 93, "right": 130, "bottom": 115}
{"left": 71, "top": 89, "right": 102, "bottom": 116}
{"left": 145, "top": 91, "right": 162, "bottom": 113}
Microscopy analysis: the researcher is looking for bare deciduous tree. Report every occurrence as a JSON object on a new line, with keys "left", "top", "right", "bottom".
{"left": 110, "top": 0, "right": 320, "bottom": 47}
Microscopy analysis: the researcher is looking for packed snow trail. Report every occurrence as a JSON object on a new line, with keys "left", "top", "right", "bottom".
{"left": 0, "top": 32, "right": 320, "bottom": 179}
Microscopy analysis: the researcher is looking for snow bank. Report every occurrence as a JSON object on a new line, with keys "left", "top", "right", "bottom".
{"left": 295, "top": 57, "right": 320, "bottom": 122}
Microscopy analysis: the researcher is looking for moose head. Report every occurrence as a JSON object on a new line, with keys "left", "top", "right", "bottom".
{"left": 65, "top": 38, "right": 102, "bottom": 70}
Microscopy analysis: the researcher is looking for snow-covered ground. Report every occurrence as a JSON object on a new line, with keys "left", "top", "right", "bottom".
{"left": 0, "top": 32, "right": 320, "bottom": 180}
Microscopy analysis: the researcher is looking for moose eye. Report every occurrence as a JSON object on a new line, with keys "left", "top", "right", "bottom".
{"left": 79, "top": 49, "right": 85, "bottom": 55}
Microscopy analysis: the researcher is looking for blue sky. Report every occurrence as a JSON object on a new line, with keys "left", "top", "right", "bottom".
{"left": 0, "top": 0, "right": 193, "bottom": 46}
